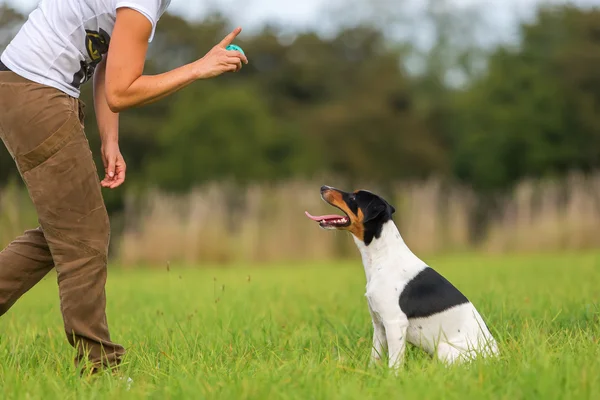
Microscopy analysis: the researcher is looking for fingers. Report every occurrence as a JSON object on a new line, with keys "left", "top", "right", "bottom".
{"left": 109, "top": 168, "right": 126, "bottom": 189}
{"left": 101, "top": 168, "right": 115, "bottom": 187}
{"left": 218, "top": 27, "right": 242, "bottom": 48}
{"left": 107, "top": 156, "right": 116, "bottom": 179}
{"left": 108, "top": 158, "right": 126, "bottom": 188}
{"left": 194, "top": 34, "right": 247, "bottom": 79}
{"left": 100, "top": 156, "right": 116, "bottom": 187}
{"left": 100, "top": 151, "right": 126, "bottom": 189}
{"left": 100, "top": 175, "right": 112, "bottom": 188}
{"left": 225, "top": 50, "right": 248, "bottom": 64}
{"left": 225, "top": 56, "right": 243, "bottom": 72}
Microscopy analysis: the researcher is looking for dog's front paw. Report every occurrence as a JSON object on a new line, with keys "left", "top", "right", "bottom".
{"left": 369, "top": 347, "right": 384, "bottom": 367}
{"left": 369, "top": 356, "right": 382, "bottom": 368}
{"left": 388, "top": 360, "right": 405, "bottom": 375}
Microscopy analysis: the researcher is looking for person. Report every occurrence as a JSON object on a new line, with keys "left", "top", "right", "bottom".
{"left": 0, "top": 0, "right": 248, "bottom": 373}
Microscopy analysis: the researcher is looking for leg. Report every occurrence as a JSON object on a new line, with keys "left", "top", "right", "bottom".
{"left": 436, "top": 342, "right": 467, "bottom": 365}
{"left": 383, "top": 317, "right": 409, "bottom": 371}
{"left": 22, "top": 117, "right": 125, "bottom": 371}
{"left": 0, "top": 76, "right": 125, "bottom": 371}
{"left": 368, "top": 306, "right": 387, "bottom": 365}
{"left": 0, "top": 227, "right": 54, "bottom": 315}
{"left": 367, "top": 290, "right": 409, "bottom": 371}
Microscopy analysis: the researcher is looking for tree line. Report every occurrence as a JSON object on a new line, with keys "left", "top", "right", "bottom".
{"left": 1, "top": 4, "right": 600, "bottom": 212}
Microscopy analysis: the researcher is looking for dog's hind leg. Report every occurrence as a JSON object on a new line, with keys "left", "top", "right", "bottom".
{"left": 368, "top": 306, "right": 387, "bottom": 365}
{"left": 436, "top": 342, "right": 466, "bottom": 365}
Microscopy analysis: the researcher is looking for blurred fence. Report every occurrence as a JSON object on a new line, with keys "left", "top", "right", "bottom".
{"left": 2, "top": 172, "right": 600, "bottom": 266}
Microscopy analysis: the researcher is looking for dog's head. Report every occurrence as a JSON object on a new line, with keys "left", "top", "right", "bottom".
{"left": 305, "top": 185, "right": 396, "bottom": 245}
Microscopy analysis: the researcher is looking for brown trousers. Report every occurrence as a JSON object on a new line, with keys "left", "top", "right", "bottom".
{"left": 0, "top": 71, "right": 125, "bottom": 370}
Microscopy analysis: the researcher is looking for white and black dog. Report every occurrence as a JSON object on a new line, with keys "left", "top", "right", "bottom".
{"left": 305, "top": 186, "right": 499, "bottom": 369}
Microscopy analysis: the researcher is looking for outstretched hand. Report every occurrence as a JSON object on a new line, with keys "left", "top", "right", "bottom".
{"left": 193, "top": 27, "right": 248, "bottom": 79}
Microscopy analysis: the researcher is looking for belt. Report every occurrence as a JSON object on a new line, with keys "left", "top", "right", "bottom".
{"left": 0, "top": 61, "right": 11, "bottom": 71}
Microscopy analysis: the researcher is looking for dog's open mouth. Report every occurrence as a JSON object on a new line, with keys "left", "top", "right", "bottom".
{"left": 305, "top": 186, "right": 352, "bottom": 229}
{"left": 304, "top": 210, "right": 350, "bottom": 229}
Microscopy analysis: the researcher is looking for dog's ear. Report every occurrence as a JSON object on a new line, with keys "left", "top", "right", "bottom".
{"left": 356, "top": 190, "right": 395, "bottom": 223}
{"left": 363, "top": 203, "right": 387, "bottom": 223}
{"left": 363, "top": 200, "right": 395, "bottom": 223}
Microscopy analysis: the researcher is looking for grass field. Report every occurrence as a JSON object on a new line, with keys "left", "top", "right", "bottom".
{"left": 1, "top": 252, "right": 599, "bottom": 399}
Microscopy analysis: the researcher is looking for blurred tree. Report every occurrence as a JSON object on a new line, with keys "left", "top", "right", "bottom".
{"left": 3, "top": 4, "right": 600, "bottom": 206}
{"left": 451, "top": 5, "right": 600, "bottom": 191}
{"left": 144, "top": 81, "right": 304, "bottom": 190}
{"left": 299, "top": 27, "right": 447, "bottom": 183}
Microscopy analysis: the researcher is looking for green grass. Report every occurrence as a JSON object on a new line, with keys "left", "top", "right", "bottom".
{"left": 1, "top": 252, "right": 600, "bottom": 399}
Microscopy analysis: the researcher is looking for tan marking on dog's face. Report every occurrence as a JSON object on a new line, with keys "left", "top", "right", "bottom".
{"left": 322, "top": 189, "right": 365, "bottom": 241}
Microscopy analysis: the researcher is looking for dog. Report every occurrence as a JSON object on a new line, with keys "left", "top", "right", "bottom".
{"left": 305, "top": 185, "right": 499, "bottom": 369}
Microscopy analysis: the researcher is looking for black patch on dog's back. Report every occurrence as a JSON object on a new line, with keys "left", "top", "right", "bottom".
{"left": 399, "top": 267, "right": 469, "bottom": 319}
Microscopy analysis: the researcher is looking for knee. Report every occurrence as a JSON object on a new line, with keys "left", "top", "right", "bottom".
{"left": 42, "top": 209, "right": 110, "bottom": 259}
{"left": 79, "top": 206, "right": 111, "bottom": 256}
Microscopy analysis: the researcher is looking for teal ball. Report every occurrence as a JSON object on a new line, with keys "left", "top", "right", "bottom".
{"left": 226, "top": 44, "right": 245, "bottom": 56}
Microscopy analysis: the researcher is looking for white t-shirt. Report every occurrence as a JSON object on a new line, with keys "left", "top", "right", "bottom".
{"left": 0, "top": 0, "right": 171, "bottom": 98}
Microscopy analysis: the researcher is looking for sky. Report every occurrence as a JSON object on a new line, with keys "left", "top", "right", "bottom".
{"left": 4, "top": 0, "right": 328, "bottom": 28}
{"left": 2, "top": 0, "right": 600, "bottom": 47}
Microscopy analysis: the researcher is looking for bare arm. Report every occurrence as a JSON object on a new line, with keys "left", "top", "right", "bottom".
{"left": 94, "top": 57, "right": 126, "bottom": 188}
{"left": 105, "top": 8, "right": 247, "bottom": 113}
{"left": 94, "top": 57, "right": 119, "bottom": 146}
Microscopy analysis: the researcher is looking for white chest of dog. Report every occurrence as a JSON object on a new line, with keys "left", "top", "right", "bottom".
{"left": 306, "top": 186, "right": 499, "bottom": 369}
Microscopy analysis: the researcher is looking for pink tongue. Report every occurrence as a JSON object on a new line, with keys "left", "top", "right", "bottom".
{"left": 304, "top": 211, "right": 344, "bottom": 221}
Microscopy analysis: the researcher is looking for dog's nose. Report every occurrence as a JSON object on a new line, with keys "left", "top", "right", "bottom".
{"left": 321, "top": 185, "right": 332, "bottom": 193}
